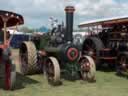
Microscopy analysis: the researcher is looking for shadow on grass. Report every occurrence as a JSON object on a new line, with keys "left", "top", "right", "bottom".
{"left": 0, "top": 72, "right": 39, "bottom": 90}
{"left": 61, "top": 71, "right": 81, "bottom": 81}
{"left": 14, "top": 72, "right": 39, "bottom": 90}
{"left": 115, "top": 72, "right": 128, "bottom": 80}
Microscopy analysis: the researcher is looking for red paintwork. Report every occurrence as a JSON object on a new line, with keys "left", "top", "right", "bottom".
{"left": 0, "top": 10, "right": 24, "bottom": 28}
{"left": 5, "top": 63, "right": 11, "bottom": 90}
{"left": 0, "top": 39, "right": 11, "bottom": 90}
{"left": 0, "top": 10, "right": 24, "bottom": 90}
{"left": 67, "top": 48, "right": 79, "bottom": 61}
{"left": 102, "top": 22, "right": 128, "bottom": 27}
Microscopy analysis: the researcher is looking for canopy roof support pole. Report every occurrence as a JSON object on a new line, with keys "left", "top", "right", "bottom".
{"left": 3, "top": 21, "right": 7, "bottom": 45}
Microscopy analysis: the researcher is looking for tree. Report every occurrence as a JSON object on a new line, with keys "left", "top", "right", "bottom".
{"left": 19, "top": 26, "right": 35, "bottom": 33}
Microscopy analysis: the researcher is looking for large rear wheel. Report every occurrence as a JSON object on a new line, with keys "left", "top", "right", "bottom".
{"left": 82, "top": 37, "right": 104, "bottom": 64}
{"left": 19, "top": 41, "right": 38, "bottom": 75}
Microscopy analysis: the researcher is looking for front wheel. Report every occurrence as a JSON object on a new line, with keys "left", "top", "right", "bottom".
{"left": 45, "top": 57, "right": 61, "bottom": 85}
{"left": 79, "top": 56, "right": 96, "bottom": 82}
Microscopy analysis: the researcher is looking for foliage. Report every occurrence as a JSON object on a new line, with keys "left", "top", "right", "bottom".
{"left": 36, "top": 26, "right": 49, "bottom": 32}
{"left": 19, "top": 26, "right": 35, "bottom": 33}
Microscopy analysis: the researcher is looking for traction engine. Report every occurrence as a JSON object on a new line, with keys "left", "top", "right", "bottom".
{"left": 19, "top": 6, "right": 96, "bottom": 85}
{"left": 0, "top": 10, "right": 24, "bottom": 90}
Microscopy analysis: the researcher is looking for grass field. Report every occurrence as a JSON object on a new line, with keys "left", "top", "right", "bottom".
{"left": 1, "top": 49, "right": 128, "bottom": 96}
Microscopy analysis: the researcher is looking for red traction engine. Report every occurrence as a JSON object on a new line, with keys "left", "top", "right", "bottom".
{"left": 0, "top": 10, "right": 24, "bottom": 90}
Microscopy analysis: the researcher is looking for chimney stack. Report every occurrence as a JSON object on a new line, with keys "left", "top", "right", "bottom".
{"left": 65, "top": 6, "right": 75, "bottom": 42}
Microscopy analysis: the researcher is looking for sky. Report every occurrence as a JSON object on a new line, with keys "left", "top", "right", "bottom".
{"left": 0, "top": 0, "right": 128, "bottom": 29}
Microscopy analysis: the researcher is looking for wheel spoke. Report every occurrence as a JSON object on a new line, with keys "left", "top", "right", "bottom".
{"left": 79, "top": 56, "right": 96, "bottom": 81}
{"left": 19, "top": 41, "right": 38, "bottom": 75}
{"left": 47, "top": 61, "right": 54, "bottom": 79}
{"left": 21, "top": 53, "right": 28, "bottom": 73}
{"left": 117, "top": 55, "right": 128, "bottom": 74}
{"left": 80, "top": 58, "right": 90, "bottom": 72}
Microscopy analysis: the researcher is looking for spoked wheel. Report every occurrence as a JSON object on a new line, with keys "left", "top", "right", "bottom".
{"left": 82, "top": 37, "right": 104, "bottom": 64}
{"left": 19, "top": 41, "right": 38, "bottom": 75}
{"left": 45, "top": 57, "right": 61, "bottom": 85}
{"left": 79, "top": 56, "right": 96, "bottom": 82}
{"left": 5, "top": 63, "right": 16, "bottom": 90}
{"left": 117, "top": 53, "right": 128, "bottom": 75}
{"left": 20, "top": 53, "right": 28, "bottom": 74}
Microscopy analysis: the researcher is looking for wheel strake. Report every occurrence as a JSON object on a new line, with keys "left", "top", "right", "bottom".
{"left": 19, "top": 41, "right": 38, "bottom": 75}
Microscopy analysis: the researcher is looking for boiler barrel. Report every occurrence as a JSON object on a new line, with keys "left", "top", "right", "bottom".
{"left": 44, "top": 47, "right": 60, "bottom": 53}
{"left": 44, "top": 44, "right": 79, "bottom": 62}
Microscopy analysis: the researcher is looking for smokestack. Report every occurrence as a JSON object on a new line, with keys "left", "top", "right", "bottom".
{"left": 65, "top": 6, "right": 75, "bottom": 42}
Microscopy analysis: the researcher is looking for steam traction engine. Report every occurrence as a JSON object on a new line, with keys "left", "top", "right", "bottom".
{"left": 0, "top": 10, "right": 24, "bottom": 90}
{"left": 19, "top": 6, "right": 96, "bottom": 84}
{"left": 79, "top": 17, "right": 128, "bottom": 75}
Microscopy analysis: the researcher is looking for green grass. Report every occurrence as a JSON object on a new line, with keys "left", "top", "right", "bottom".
{"left": 1, "top": 49, "right": 128, "bottom": 96}
{"left": 1, "top": 71, "right": 128, "bottom": 96}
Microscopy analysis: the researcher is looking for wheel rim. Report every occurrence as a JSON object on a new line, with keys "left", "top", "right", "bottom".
{"left": 45, "top": 57, "right": 60, "bottom": 84}
{"left": 19, "top": 41, "right": 38, "bottom": 75}
{"left": 46, "top": 59, "right": 55, "bottom": 81}
{"left": 79, "top": 56, "right": 96, "bottom": 81}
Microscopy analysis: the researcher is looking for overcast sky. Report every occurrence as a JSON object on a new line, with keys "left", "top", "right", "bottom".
{"left": 0, "top": 0, "right": 128, "bottom": 28}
